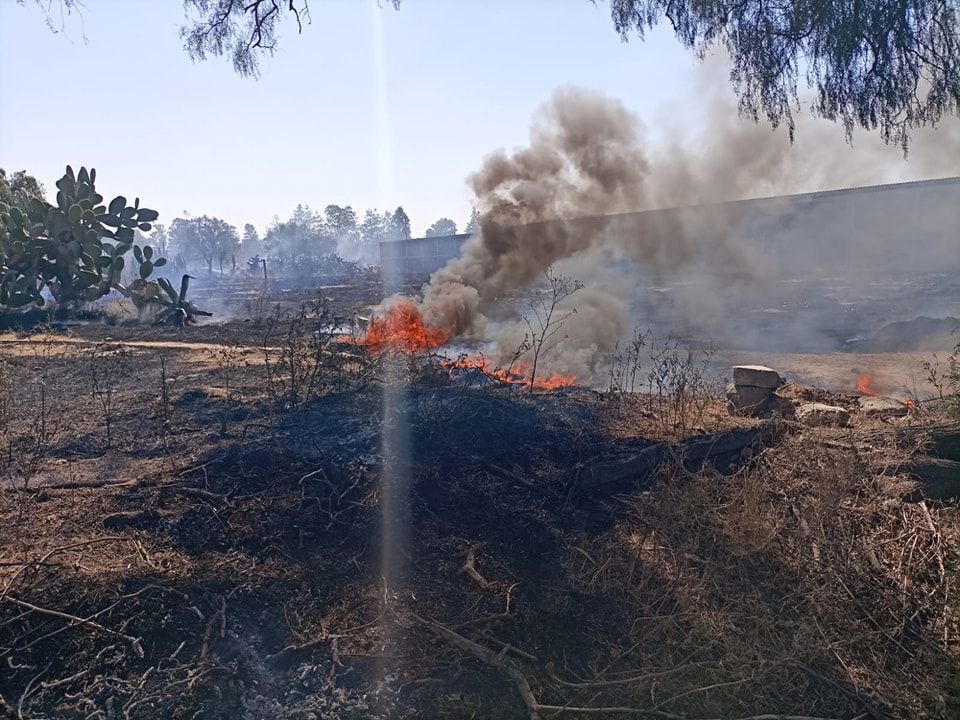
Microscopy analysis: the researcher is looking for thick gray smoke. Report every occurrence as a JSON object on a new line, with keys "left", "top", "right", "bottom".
{"left": 400, "top": 78, "right": 958, "bottom": 384}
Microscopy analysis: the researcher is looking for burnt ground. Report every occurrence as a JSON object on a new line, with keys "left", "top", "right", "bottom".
{"left": 1, "top": 274, "right": 960, "bottom": 719}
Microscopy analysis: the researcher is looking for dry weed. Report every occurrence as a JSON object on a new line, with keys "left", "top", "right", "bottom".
{"left": 559, "top": 431, "right": 959, "bottom": 718}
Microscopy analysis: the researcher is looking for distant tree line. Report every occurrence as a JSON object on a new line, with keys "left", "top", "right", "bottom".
{"left": 5, "top": 167, "right": 480, "bottom": 282}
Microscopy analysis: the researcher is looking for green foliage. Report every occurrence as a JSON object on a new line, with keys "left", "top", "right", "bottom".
{"left": 153, "top": 273, "right": 212, "bottom": 325}
{"left": 0, "top": 165, "right": 166, "bottom": 310}
{"left": 465, "top": 207, "right": 480, "bottom": 235}
{"left": 390, "top": 206, "right": 411, "bottom": 240}
{"left": 167, "top": 215, "right": 241, "bottom": 274}
{"left": 0, "top": 169, "right": 46, "bottom": 211}
{"left": 424, "top": 217, "right": 458, "bottom": 237}
{"left": 263, "top": 205, "right": 337, "bottom": 262}
{"left": 180, "top": 0, "right": 402, "bottom": 77}
{"left": 608, "top": 0, "right": 960, "bottom": 149}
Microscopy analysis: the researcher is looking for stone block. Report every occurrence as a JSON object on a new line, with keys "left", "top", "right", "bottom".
{"left": 727, "top": 382, "right": 772, "bottom": 416}
{"left": 732, "top": 365, "right": 782, "bottom": 389}
{"left": 859, "top": 396, "right": 910, "bottom": 417}
{"left": 796, "top": 403, "right": 851, "bottom": 427}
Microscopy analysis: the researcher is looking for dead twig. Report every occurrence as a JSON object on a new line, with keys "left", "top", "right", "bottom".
{"left": 462, "top": 547, "right": 493, "bottom": 590}
{"left": 412, "top": 612, "right": 541, "bottom": 720}
{"left": 2, "top": 596, "right": 143, "bottom": 658}
{"left": 546, "top": 660, "right": 729, "bottom": 689}
{"left": 199, "top": 595, "right": 227, "bottom": 660}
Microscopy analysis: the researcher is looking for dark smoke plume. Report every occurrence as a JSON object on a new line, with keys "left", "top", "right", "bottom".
{"left": 401, "top": 78, "right": 958, "bottom": 383}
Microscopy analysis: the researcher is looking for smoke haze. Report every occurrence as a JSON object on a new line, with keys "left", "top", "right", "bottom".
{"left": 394, "top": 68, "right": 959, "bottom": 384}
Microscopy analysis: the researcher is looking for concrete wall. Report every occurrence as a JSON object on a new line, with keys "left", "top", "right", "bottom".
{"left": 379, "top": 233, "right": 471, "bottom": 285}
{"left": 379, "top": 176, "right": 960, "bottom": 285}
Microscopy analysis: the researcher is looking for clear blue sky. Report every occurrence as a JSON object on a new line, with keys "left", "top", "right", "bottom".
{"left": 0, "top": 1, "right": 705, "bottom": 236}
{"left": 0, "top": 1, "right": 952, "bottom": 238}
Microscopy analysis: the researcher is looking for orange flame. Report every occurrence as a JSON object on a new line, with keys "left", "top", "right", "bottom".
{"left": 443, "top": 355, "right": 577, "bottom": 390}
{"left": 901, "top": 395, "right": 917, "bottom": 410}
{"left": 857, "top": 374, "right": 879, "bottom": 396}
{"left": 352, "top": 299, "right": 577, "bottom": 389}
{"left": 354, "top": 297, "right": 452, "bottom": 354}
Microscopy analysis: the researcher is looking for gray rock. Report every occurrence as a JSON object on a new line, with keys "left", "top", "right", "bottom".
{"left": 767, "top": 393, "right": 796, "bottom": 420}
{"left": 727, "top": 383, "right": 772, "bottom": 416}
{"left": 732, "top": 365, "right": 782, "bottom": 389}
{"left": 859, "top": 396, "right": 910, "bottom": 417}
{"left": 796, "top": 403, "right": 851, "bottom": 427}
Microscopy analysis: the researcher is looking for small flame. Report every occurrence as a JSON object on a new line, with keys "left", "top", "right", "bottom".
{"left": 857, "top": 374, "right": 879, "bottom": 396}
{"left": 350, "top": 300, "right": 578, "bottom": 389}
{"left": 901, "top": 395, "right": 917, "bottom": 410}
{"left": 443, "top": 355, "right": 576, "bottom": 390}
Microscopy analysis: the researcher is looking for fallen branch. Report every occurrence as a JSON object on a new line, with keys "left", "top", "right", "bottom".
{"left": 462, "top": 548, "right": 493, "bottom": 590}
{"left": 3, "top": 596, "right": 143, "bottom": 658}
{"left": 1, "top": 478, "right": 137, "bottom": 493}
{"left": 412, "top": 612, "right": 541, "bottom": 720}
{"left": 199, "top": 595, "right": 227, "bottom": 660}
{"left": 416, "top": 612, "right": 846, "bottom": 720}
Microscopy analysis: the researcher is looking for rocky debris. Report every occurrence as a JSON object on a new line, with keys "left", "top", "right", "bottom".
{"left": 727, "top": 382, "right": 770, "bottom": 414}
{"left": 733, "top": 365, "right": 783, "bottom": 389}
{"left": 859, "top": 396, "right": 910, "bottom": 418}
{"left": 796, "top": 403, "right": 851, "bottom": 427}
{"left": 766, "top": 393, "right": 797, "bottom": 420}
{"left": 727, "top": 365, "right": 792, "bottom": 419}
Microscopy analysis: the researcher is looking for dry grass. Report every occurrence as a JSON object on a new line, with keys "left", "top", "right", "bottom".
{"left": 559, "top": 425, "right": 960, "bottom": 718}
{"left": 0, "top": 307, "right": 959, "bottom": 718}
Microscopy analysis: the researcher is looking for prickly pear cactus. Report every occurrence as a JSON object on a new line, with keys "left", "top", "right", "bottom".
{"left": 0, "top": 165, "right": 167, "bottom": 310}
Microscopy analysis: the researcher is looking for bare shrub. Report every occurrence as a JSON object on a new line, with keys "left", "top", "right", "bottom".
{"left": 244, "top": 284, "right": 273, "bottom": 327}
{"left": 606, "top": 326, "right": 648, "bottom": 397}
{"left": 259, "top": 294, "right": 374, "bottom": 408}
{"left": 86, "top": 342, "right": 133, "bottom": 448}
{"left": 8, "top": 328, "right": 68, "bottom": 489}
{"left": 924, "top": 337, "right": 960, "bottom": 416}
{"left": 645, "top": 334, "right": 721, "bottom": 437}
{"left": 513, "top": 267, "right": 583, "bottom": 392}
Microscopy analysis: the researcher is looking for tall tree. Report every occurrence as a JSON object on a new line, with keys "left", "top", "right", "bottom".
{"left": 0, "top": 169, "right": 46, "bottom": 210}
{"left": 388, "top": 206, "right": 411, "bottom": 241}
{"left": 324, "top": 204, "right": 359, "bottom": 251}
{"left": 150, "top": 223, "right": 169, "bottom": 255}
{"left": 607, "top": 0, "right": 960, "bottom": 149}
{"left": 424, "top": 217, "right": 458, "bottom": 237}
{"left": 359, "top": 209, "right": 393, "bottom": 263}
{"left": 177, "top": 0, "right": 402, "bottom": 77}
{"left": 465, "top": 207, "right": 480, "bottom": 235}
{"left": 263, "top": 206, "right": 336, "bottom": 261}
{"left": 168, "top": 215, "right": 240, "bottom": 274}
{"left": 241, "top": 223, "right": 261, "bottom": 250}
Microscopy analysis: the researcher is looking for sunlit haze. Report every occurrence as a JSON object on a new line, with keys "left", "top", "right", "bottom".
{"left": 1, "top": 0, "right": 953, "bottom": 239}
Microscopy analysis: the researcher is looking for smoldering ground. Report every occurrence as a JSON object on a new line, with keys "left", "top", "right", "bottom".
{"left": 391, "top": 68, "right": 959, "bottom": 385}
